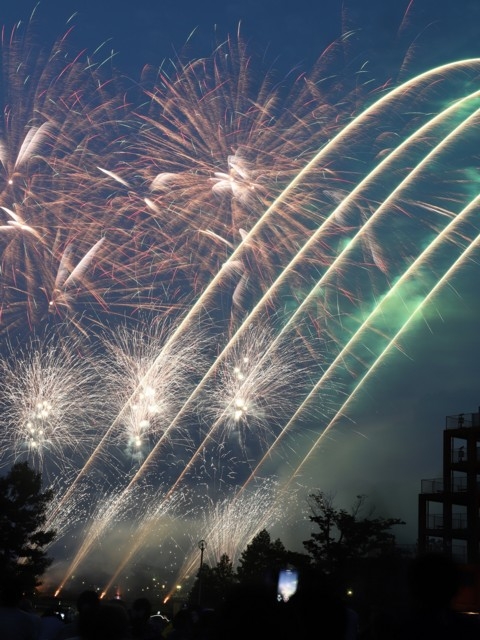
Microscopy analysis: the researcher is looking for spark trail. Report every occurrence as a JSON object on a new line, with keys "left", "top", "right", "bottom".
{"left": 53, "top": 59, "right": 479, "bottom": 592}
{"left": 166, "top": 143, "right": 480, "bottom": 594}
{"left": 74, "top": 60, "right": 480, "bottom": 592}
{"left": 236, "top": 192, "right": 480, "bottom": 503}
{"left": 260, "top": 219, "right": 480, "bottom": 532}
{"left": 162, "top": 477, "right": 297, "bottom": 603}
{"left": 108, "top": 57, "right": 480, "bottom": 486}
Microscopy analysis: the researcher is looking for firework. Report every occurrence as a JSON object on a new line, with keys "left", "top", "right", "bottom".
{"left": 126, "top": 30, "right": 376, "bottom": 328}
{"left": 199, "top": 320, "right": 316, "bottom": 456}
{"left": 196, "top": 477, "right": 296, "bottom": 567}
{"left": 43, "top": 471, "right": 95, "bottom": 542}
{"left": 0, "top": 16, "right": 183, "bottom": 341}
{"left": 52, "top": 477, "right": 187, "bottom": 597}
{"left": 99, "top": 318, "right": 211, "bottom": 459}
{"left": 41, "top": 315, "right": 217, "bottom": 592}
{"left": 97, "top": 481, "right": 195, "bottom": 598}
{"left": 161, "top": 476, "right": 300, "bottom": 601}
{"left": 0, "top": 6, "right": 479, "bottom": 598}
{"left": 83, "top": 55, "right": 480, "bottom": 595}
{"left": 0, "top": 333, "right": 106, "bottom": 479}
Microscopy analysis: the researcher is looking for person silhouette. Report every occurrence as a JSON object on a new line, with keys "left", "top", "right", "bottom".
{"left": 400, "top": 552, "right": 480, "bottom": 639}
{"left": 0, "top": 579, "right": 39, "bottom": 640}
{"left": 54, "top": 590, "right": 100, "bottom": 640}
{"left": 39, "top": 607, "right": 63, "bottom": 640}
{"left": 129, "top": 597, "right": 165, "bottom": 639}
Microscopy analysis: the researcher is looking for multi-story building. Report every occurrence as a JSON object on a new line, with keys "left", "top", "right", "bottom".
{"left": 418, "top": 408, "right": 480, "bottom": 564}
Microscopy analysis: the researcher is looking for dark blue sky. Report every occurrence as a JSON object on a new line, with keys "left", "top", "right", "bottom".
{"left": 3, "top": 0, "right": 479, "bottom": 81}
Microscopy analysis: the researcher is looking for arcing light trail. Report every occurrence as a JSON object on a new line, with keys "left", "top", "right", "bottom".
{"left": 253, "top": 216, "right": 480, "bottom": 542}
{"left": 63, "top": 61, "right": 480, "bottom": 593}
{"left": 88, "top": 56, "right": 480, "bottom": 484}
{"left": 163, "top": 200, "right": 480, "bottom": 597}
{"left": 235, "top": 190, "right": 480, "bottom": 505}
{"left": 288, "top": 223, "right": 480, "bottom": 484}
{"left": 57, "top": 58, "right": 480, "bottom": 592}
{"left": 166, "top": 139, "right": 480, "bottom": 598}
{"left": 55, "top": 49, "right": 463, "bottom": 593}
{"left": 44, "top": 320, "right": 207, "bottom": 529}
{"left": 55, "top": 480, "right": 187, "bottom": 599}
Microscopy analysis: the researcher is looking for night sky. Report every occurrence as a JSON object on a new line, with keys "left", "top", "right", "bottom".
{"left": 4, "top": 1, "right": 480, "bottom": 80}
{"left": 1, "top": 0, "right": 480, "bottom": 596}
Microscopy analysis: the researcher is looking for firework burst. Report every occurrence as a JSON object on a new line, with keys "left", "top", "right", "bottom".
{"left": 99, "top": 317, "right": 212, "bottom": 459}
{"left": 0, "top": 16, "right": 177, "bottom": 341}
{"left": 0, "top": 333, "right": 105, "bottom": 478}
{"left": 123, "top": 29, "right": 377, "bottom": 327}
{"left": 162, "top": 476, "right": 299, "bottom": 600}
{"left": 199, "top": 320, "right": 315, "bottom": 456}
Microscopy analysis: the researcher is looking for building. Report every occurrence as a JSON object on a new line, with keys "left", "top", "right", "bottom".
{"left": 418, "top": 408, "right": 480, "bottom": 564}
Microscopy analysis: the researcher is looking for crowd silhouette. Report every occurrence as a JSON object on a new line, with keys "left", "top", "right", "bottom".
{"left": 2, "top": 553, "right": 480, "bottom": 640}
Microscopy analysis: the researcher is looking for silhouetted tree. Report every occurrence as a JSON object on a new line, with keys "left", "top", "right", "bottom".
{"left": 236, "top": 529, "right": 309, "bottom": 586}
{"left": 188, "top": 553, "right": 237, "bottom": 609}
{"left": 303, "top": 491, "right": 405, "bottom": 597}
{"left": 0, "top": 461, "right": 56, "bottom": 598}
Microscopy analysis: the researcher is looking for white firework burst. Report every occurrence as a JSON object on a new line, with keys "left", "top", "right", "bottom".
{"left": 99, "top": 318, "right": 211, "bottom": 459}
{"left": 200, "top": 321, "right": 311, "bottom": 454}
{"left": 0, "top": 334, "right": 105, "bottom": 477}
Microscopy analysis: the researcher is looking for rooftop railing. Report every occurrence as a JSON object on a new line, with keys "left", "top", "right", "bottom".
{"left": 446, "top": 412, "right": 480, "bottom": 429}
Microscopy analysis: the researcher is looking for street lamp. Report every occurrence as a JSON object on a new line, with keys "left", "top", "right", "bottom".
{"left": 197, "top": 539, "right": 206, "bottom": 607}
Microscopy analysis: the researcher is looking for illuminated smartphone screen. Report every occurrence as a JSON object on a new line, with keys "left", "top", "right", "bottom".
{"left": 277, "top": 568, "right": 298, "bottom": 602}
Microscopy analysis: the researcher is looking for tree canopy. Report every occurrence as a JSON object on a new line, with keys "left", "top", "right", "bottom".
{"left": 0, "top": 461, "right": 56, "bottom": 599}
{"left": 186, "top": 491, "right": 407, "bottom": 609}
{"left": 302, "top": 491, "right": 406, "bottom": 595}
{"left": 187, "top": 553, "right": 237, "bottom": 609}
{"left": 187, "top": 529, "right": 311, "bottom": 609}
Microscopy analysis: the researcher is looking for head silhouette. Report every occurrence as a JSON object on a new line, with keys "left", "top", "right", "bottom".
{"left": 407, "top": 552, "right": 461, "bottom": 610}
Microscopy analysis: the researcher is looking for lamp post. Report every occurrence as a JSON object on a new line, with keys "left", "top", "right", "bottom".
{"left": 197, "top": 539, "right": 206, "bottom": 607}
